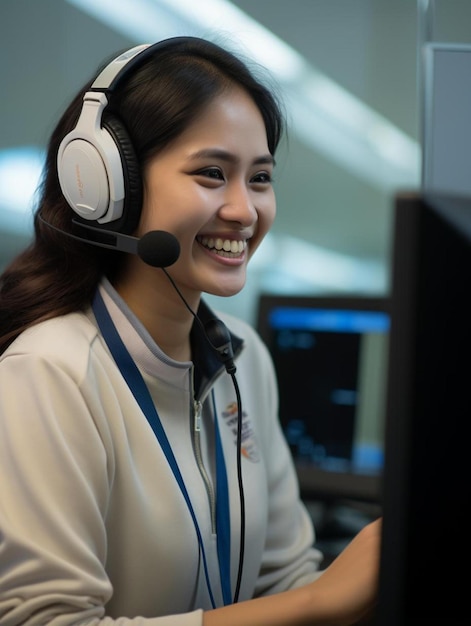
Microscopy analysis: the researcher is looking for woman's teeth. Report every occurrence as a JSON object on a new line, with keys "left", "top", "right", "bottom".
{"left": 199, "top": 236, "right": 246, "bottom": 255}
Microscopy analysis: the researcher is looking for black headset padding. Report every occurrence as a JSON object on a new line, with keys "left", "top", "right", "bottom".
{"left": 101, "top": 114, "right": 143, "bottom": 235}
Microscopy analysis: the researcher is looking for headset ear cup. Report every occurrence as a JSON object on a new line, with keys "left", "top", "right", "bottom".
{"left": 102, "top": 115, "right": 143, "bottom": 235}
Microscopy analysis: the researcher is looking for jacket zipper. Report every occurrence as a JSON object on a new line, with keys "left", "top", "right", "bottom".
{"left": 191, "top": 371, "right": 217, "bottom": 533}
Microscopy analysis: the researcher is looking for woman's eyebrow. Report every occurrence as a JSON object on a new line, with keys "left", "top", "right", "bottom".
{"left": 188, "top": 148, "right": 276, "bottom": 167}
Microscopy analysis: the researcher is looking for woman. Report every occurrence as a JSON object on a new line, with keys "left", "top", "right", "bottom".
{"left": 0, "top": 36, "right": 380, "bottom": 625}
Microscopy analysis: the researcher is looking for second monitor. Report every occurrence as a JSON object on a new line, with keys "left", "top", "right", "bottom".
{"left": 256, "top": 294, "right": 390, "bottom": 504}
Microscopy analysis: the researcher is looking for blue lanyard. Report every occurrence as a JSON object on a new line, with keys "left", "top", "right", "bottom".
{"left": 92, "top": 290, "right": 233, "bottom": 607}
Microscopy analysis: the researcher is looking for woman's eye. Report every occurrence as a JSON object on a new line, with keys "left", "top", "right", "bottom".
{"left": 197, "top": 167, "right": 225, "bottom": 180}
{"left": 251, "top": 171, "right": 273, "bottom": 184}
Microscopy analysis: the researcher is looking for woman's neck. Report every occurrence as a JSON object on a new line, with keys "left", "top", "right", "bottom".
{"left": 112, "top": 266, "right": 200, "bottom": 363}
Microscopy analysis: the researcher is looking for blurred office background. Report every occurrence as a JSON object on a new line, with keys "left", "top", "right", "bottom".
{"left": 0, "top": 0, "right": 469, "bottom": 325}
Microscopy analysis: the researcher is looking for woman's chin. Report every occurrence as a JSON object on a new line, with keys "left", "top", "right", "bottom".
{"left": 206, "top": 279, "right": 246, "bottom": 299}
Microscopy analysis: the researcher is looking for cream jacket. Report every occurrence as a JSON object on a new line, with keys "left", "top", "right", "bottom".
{"left": 0, "top": 280, "right": 322, "bottom": 625}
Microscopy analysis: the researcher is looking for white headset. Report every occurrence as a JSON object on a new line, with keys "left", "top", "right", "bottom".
{"left": 57, "top": 40, "right": 185, "bottom": 235}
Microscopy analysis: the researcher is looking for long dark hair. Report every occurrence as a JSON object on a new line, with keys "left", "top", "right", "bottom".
{"left": 0, "top": 36, "right": 285, "bottom": 354}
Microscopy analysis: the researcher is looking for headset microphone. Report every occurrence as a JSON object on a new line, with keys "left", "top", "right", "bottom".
{"left": 38, "top": 213, "right": 180, "bottom": 269}
{"left": 71, "top": 219, "right": 181, "bottom": 268}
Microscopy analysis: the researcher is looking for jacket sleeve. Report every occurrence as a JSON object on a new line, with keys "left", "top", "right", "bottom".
{"left": 0, "top": 350, "right": 203, "bottom": 626}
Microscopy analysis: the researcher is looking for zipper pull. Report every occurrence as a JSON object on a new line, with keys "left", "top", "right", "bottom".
{"left": 194, "top": 400, "right": 202, "bottom": 432}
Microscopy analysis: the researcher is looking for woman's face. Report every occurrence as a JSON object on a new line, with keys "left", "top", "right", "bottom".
{"left": 137, "top": 85, "right": 276, "bottom": 300}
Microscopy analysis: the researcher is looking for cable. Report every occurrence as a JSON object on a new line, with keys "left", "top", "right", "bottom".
{"left": 231, "top": 371, "right": 245, "bottom": 603}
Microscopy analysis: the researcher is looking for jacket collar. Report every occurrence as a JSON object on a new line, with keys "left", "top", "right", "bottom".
{"left": 191, "top": 299, "right": 243, "bottom": 398}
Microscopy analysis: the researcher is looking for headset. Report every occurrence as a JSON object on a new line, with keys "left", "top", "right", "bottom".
{"left": 56, "top": 37, "right": 189, "bottom": 239}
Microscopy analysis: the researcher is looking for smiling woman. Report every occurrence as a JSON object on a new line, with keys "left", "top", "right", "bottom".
{"left": 0, "top": 36, "right": 380, "bottom": 626}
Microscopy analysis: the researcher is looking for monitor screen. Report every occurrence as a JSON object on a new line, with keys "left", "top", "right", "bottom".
{"left": 256, "top": 294, "right": 390, "bottom": 504}
{"left": 376, "top": 191, "right": 471, "bottom": 625}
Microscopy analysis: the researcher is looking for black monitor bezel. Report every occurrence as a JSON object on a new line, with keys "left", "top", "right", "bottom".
{"left": 377, "top": 191, "right": 471, "bottom": 624}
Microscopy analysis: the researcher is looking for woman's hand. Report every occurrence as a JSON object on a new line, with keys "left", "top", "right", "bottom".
{"left": 308, "top": 517, "right": 382, "bottom": 625}
{"left": 204, "top": 518, "right": 381, "bottom": 626}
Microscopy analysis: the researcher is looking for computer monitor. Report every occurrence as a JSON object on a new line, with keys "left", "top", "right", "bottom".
{"left": 376, "top": 191, "right": 471, "bottom": 625}
{"left": 256, "top": 293, "right": 390, "bottom": 505}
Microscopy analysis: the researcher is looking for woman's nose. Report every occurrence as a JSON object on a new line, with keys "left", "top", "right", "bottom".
{"left": 218, "top": 184, "right": 257, "bottom": 225}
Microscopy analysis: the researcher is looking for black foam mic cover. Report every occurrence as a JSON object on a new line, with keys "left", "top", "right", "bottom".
{"left": 137, "top": 230, "right": 180, "bottom": 268}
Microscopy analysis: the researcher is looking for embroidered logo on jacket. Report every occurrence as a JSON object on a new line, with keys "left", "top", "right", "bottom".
{"left": 221, "top": 402, "right": 260, "bottom": 462}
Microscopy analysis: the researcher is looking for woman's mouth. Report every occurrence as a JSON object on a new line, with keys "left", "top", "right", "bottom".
{"left": 197, "top": 236, "right": 247, "bottom": 258}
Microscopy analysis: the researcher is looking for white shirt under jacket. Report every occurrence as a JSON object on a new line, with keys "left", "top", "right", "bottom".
{"left": 0, "top": 278, "right": 323, "bottom": 625}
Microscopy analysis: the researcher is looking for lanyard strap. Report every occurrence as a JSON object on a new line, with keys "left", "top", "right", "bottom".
{"left": 92, "top": 290, "right": 233, "bottom": 607}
